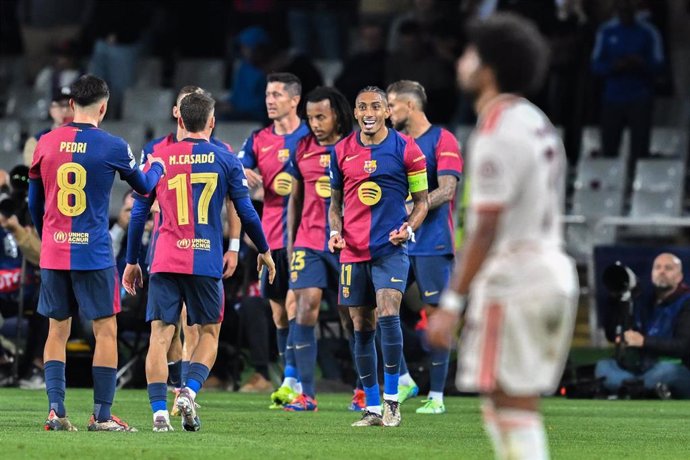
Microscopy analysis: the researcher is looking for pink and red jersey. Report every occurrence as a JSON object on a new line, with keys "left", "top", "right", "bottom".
{"left": 141, "top": 138, "right": 249, "bottom": 278}
{"left": 238, "top": 122, "right": 310, "bottom": 250}
{"left": 287, "top": 134, "right": 335, "bottom": 252}
{"left": 29, "top": 122, "right": 146, "bottom": 270}
{"left": 408, "top": 126, "right": 463, "bottom": 256}
{"left": 330, "top": 129, "right": 427, "bottom": 263}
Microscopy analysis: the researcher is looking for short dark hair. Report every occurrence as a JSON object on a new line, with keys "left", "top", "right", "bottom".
{"left": 267, "top": 72, "right": 302, "bottom": 97}
{"left": 70, "top": 74, "right": 109, "bottom": 106}
{"left": 176, "top": 85, "right": 211, "bottom": 104}
{"left": 386, "top": 80, "right": 427, "bottom": 110}
{"left": 356, "top": 86, "right": 387, "bottom": 105}
{"left": 179, "top": 92, "right": 215, "bottom": 133}
{"left": 306, "top": 86, "right": 353, "bottom": 136}
{"left": 466, "top": 13, "right": 549, "bottom": 95}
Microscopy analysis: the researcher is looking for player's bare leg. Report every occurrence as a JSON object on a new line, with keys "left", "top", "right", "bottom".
{"left": 147, "top": 321, "right": 176, "bottom": 431}
{"left": 176, "top": 323, "right": 221, "bottom": 431}
{"left": 88, "top": 316, "right": 135, "bottom": 431}
{"left": 375, "top": 289, "right": 403, "bottom": 426}
{"left": 43, "top": 318, "right": 77, "bottom": 431}
{"left": 484, "top": 388, "right": 545, "bottom": 460}
{"left": 284, "top": 287, "right": 321, "bottom": 411}
{"left": 349, "top": 306, "right": 383, "bottom": 426}
{"left": 270, "top": 291, "right": 302, "bottom": 407}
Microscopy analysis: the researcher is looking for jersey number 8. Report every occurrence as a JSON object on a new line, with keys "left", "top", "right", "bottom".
{"left": 56, "top": 162, "right": 87, "bottom": 217}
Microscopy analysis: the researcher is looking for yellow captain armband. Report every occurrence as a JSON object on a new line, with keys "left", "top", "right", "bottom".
{"left": 408, "top": 170, "right": 428, "bottom": 193}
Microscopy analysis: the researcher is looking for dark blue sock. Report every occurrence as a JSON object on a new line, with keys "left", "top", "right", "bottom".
{"left": 168, "top": 360, "right": 182, "bottom": 388}
{"left": 429, "top": 346, "right": 450, "bottom": 393}
{"left": 348, "top": 335, "right": 363, "bottom": 390}
{"left": 148, "top": 382, "right": 168, "bottom": 413}
{"left": 276, "top": 327, "right": 289, "bottom": 365}
{"left": 378, "top": 315, "right": 403, "bottom": 396}
{"left": 284, "top": 319, "right": 299, "bottom": 380}
{"left": 354, "top": 329, "right": 379, "bottom": 406}
{"left": 186, "top": 362, "right": 210, "bottom": 394}
{"left": 92, "top": 366, "right": 116, "bottom": 422}
{"left": 293, "top": 323, "right": 317, "bottom": 397}
{"left": 181, "top": 360, "right": 190, "bottom": 386}
{"left": 44, "top": 360, "right": 66, "bottom": 417}
{"left": 399, "top": 351, "right": 409, "bottom": 376}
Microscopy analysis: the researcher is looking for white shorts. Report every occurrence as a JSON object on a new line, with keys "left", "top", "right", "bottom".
{"left": 457, "top": 249, "right": 578, "bottom": 396}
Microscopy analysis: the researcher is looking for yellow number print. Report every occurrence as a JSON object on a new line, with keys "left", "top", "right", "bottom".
{"left": 56, "top": 162, "right": 87, "bottom": 216}
{"left": 167, "top": 172, "right": 219, "bottom": 225}
{"left": 340, "top": 264, "right": 352, "bottom": 286}
{"left": 291, "top": 250, "right": 306, "bottom": 271}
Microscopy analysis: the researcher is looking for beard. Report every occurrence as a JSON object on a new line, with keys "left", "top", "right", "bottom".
{"left": 653, "top": 282, "right": 675, "bottom": 297}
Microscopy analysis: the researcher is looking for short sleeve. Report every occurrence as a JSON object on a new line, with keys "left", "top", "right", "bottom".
{"left": 436, "top": 129, "right": 463, "bottom": 178}
{"left": 237, "top": 132, "right": 257, "bottom": 169}
{"left": 469, "top": 134, "right": 521, "bottom": 210}
{"left": 226, "top": 155, "right": 251, "bottom": 199}
{"left": 329, "top": 146, "right": 343, "bottom": 190}
{"left": 29, "top": 141, "right": 43, "bottom": 180}
{"left": 403, "top": 138, "right": 428, "bottom": 193}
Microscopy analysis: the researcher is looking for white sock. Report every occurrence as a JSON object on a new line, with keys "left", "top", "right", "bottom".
{"left": 366, "top": 405, "right": 382, "bottom": 415}
{"left": 428, "top": 391, "right": 444, "bottom": 403}
{"left": 496, "top": 408, "right": 548, "bottom": 460}
{"left": 398, "top": 372, "right": 414, "bottom": 386}
{"left": 153, "top": 410, "right": 169, "bottom": 421}
{"left": 481, "top": 399, "right": 505, "bottom": 459}
{"left": 294, "top": 381, "right": 303, "bottom": 394}
{"left": 283, "top": 377, "right": 298, "bottom": 389}
{"left": 383, "top": 393, "right": 398, "bottom": 402}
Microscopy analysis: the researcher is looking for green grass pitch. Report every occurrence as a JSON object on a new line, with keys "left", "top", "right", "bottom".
{"left": 1, "top": 389, "right": 689, "bottom": 459}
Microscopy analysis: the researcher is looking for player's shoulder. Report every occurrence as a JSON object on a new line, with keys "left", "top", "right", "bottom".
{"left": 143, "top": 133, "right": 173, "bottom": 154}
{"left": 210, "top": 136, "right": 234, "bottom": 153}
{"left": 436, "top": 125, "right": 458, "bottom": 143}
{"left": 296, "top": 133, "right": 319, "bottom": 155}
{"left": 334, "top": 131, "right": 358, "bottom": 156}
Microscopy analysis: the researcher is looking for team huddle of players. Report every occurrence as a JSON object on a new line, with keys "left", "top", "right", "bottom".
{"left": 29, "top": 13, "right": 576, "bottom": 460}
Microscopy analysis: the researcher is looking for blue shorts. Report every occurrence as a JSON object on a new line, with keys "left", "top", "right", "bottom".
{"left": 38, "top": 267, "right": 120, "bottom": 321}
{"left": 147, "top": 273, "right": 224, "bottom": 326}
{"left": 408, "top": 255, "right": 454, "bottom": 305}
{"left": 338, "top": 251, "right": 410, "bottom": 306}
{"left": 261, "top": 248, "right": 290, "bottom": 301}
{"left": 289, "top": 247, "right": 340, "bottom": 290}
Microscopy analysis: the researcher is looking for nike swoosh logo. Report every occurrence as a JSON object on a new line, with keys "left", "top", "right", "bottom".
{"left": 360, "top": 373, "right": 371, "bottom": 379}
{"left": 295, "top": 344, "right": 311, "bottom": 350}
{"left": 424, "top": 290, "right": 439, "bottom": 297}
{"left": 390, "top": 277, "right": 404, "bottom": 283}
{"left": 286, "top": 345, "right": 294, "bottom": 350}
{"left": 260, "top": 144, "right": 275, "bottom": 152}
{"left": 431, "top": 361, "right": 445, "bottom": 366}
{"left": 384, "top": 364, "right": 397, "bottom": 368}
{"left": 302, "top": 151, "right": 321, "bottom": 158}
{"left": 345, "top": 155, "right": 359, "bottom": 161}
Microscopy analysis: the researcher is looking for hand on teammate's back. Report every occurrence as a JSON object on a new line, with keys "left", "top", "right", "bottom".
{"left": 257, "top": 250, "right": 276, "bottom": 284}
{"left": 122, "top": 263, "right": 144, "bottom": 295}
{"left": 148, "top": 155, "right": 166, "bottom": 176}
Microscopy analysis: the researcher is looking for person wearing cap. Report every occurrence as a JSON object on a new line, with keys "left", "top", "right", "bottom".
{"left": 23, "top": 88, "right": 75, "bottom": 167}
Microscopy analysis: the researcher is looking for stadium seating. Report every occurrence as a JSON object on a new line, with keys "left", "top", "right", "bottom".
{"left": 100, "top": 120, "right": 148, "bottom": 155}
{"left": 122, "top": 88, "right": 175, "bottom": 124}
{"left": 212, "top": 121, "right": 262, "bottom": 151}
{"left": 649, "top": 127, "right": 689, "bottom": 158}
{"left": 173, "top": 59, "right": 227, "bottom": 92}
{"left": 134, "top": 56, "right": 163, "bottom": 88}
{"left": 314, "top": 59, "right": 343, "bottom": 87}
{"left": 580, "top": 126, "right": 630, "bottom": 158}
{"left": 4, "top": 87, "right": 49, "bottom": 121}
{"left": 0, "top": 119, "right": 21, "bottom": 154}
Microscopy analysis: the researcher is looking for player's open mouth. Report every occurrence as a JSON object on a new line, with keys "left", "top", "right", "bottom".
{"left": 363, "top": 119, "right": 376, "bottom": 129}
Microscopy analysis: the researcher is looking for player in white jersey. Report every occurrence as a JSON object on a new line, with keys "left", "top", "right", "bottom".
{"left": 428, "top": 13, "right": 578, "bottom": 460}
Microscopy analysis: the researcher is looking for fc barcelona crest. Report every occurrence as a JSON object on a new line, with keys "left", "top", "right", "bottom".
{"left": 277, "top": 148, "right": 290, "bottom": 163}
{"left": 342, "top": 286, "right": 350, "bottom": 298}
{"left": 363, "top": 160, "right": 377, "bottom": 174}
{"left": 319, "top": 154, "right": 330, "bottom": 168}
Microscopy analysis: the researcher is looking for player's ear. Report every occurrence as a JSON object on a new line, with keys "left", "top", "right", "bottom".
{"left": 208, "top": 115, "right": 216, "bottom": 131}
{"left": 172, "top": 105, "right": 179, "bottom": 119}
{"left": 69, "top": 99, "right": 75, "bottom": 112}
{"left": 177, "top": 115, "right": 185, "bottom": 131}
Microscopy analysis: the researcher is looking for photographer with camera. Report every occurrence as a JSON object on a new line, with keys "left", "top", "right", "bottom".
{"left": 596, "top": 253, "right": 690, "bottom": 399}
{"left": 0, "top": 165, "right": 46, "bottom": 388}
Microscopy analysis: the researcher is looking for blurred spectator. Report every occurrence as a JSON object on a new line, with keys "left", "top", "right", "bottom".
{"left": 23, "top": 87, "right": 74, "bottom": 167}
{"left": 83, "top": 0, "right": 153, "bottom": 118}
{"left": 334, "top": 21, "right": 388, "bottom": 106}
{"left": 591, "top": 0, "right": 664, "bottom": 160}
{"left": 16, "top": 0, "right": 86, "bottom": 81}
{"left": 220, "top": 26, "right": 322, "bottom": 121}
{"left": 286, "top": 0, "right": 356, "bottom": 60}
{"left": 387, "top": 0, "right": 450, "bottom": 52}
{"left": 385, "top": 20, "right": 456, "bottom": 123}
{"left": 595, "top": 253, "right": 690, "bottom": 399}
{"left": 33, "top": 40, "right": 81, "bottom": 102}
{"left": 0, "top": 165, "right": 45, "bottom": 389}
